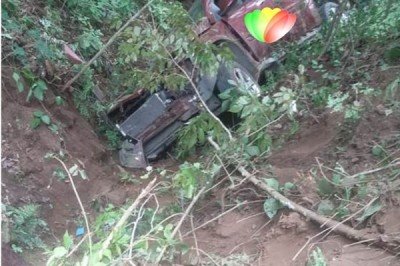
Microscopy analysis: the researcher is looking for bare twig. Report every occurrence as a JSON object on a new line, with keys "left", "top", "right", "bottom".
{"left": 182, "top": 201, "right": 245, "bottom": 237}
{"left": 240, "top": 166, "right": 367, "bottom": 237}
{"left": 98, "top": 178, "right": 157, "bottom": 259}
{"left": 53, "top": 156, "right": 93, "bottom": 255}
{"left": 247, "top": 113, "right": 285, "bottom": 138}
{"left": 194, "top": 247, "right": 220, "bottom": 266}
{"left": 156, "top": 187, "right": 206, "bottom": 262}
{"left": 292, "top": 196, "right": 378, "bottom": 261}
{"left": 128, "top": 194, "right": 152, "bottom": 258}
{"left": 66, "top": 233, "right": 90, "bottom": 258}
{"left": 190, "top": 215, "right": 200, "bottom": 258}
{"left": 346, "top": 161, "right": 400, "bottom": 179}
{"left": 62, "top": 0, "right": 154, "bottom": 91}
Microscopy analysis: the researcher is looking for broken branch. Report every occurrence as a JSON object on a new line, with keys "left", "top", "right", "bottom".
{"left": 156, "top": 187, "right": 206, "bottom": 262}
{"left": 98, "top": 178, "right": 157, "bottom": 259}
{"left": 238, "top": 166, "right": 400, "bottom": 256}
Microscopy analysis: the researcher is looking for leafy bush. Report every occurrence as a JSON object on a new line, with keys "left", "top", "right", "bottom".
{"left": 173, "top": 162, "right": 217, "bottom": 199}
{"left": 175, "top": 113, "right": 226, "bottom": 158}
{"left": 3, "top": 204, "right": 47, "bottom": 252}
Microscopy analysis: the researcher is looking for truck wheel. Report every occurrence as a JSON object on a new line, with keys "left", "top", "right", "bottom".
{"left": 217, "top": 60, "right": 261, "bottom": 95}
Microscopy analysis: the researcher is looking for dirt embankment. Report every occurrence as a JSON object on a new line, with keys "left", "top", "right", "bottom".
{"left": 1, "top": 67, "right": 146, "bottom": 264}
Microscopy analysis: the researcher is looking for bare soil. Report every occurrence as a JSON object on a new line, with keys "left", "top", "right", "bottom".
{"left": 1, "top": 66, "right": 147, "bottom": 265}
{"left": 2, "top": 64, "right": 400, "bottom": 265}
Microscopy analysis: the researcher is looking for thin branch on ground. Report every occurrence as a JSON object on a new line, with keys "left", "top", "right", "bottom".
{"left": 346, "top": 160, "right": 400, "bottom": 179}
{"left": 215, "top": 154, "right": 235, "bottom": 188}
{"left": 98, "top": 178, "right": 157, "bottom": 259}
{"left": 156, "top": 187, "right": 206, "bottom": 262}
{"left": 237, "top": 166, "right": 400, "bottom": 257}
{"left": 128, "top": 194, "right": 153, "bottom": 259}
{"left": 182, "top": 201, "right": 245, "bottom": 237}
{"left": 318, "top": 159, "right": 400, "bottom": 184}
{"left": 190, "top": 214, "right": 200, "bottom": 258}
{"left": 62, "top": 0, "right": 154, "bottom": 91}
{"left": 52, "top": 156, "right": 93, "bottom": 255}
{"left": 292, "top": 196, "right": 378, "bottom": 261}
{"left": 194, "top": 247, "right": 220, "bottom": 266}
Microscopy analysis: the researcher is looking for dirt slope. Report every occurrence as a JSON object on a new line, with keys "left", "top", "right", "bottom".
{"left": 1, "top": 67, "right": 145, "bottom": 264}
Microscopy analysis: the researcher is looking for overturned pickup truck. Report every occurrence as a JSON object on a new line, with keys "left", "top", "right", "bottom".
{"left": 108, "top": 0, "right": 338, "bottom": 168}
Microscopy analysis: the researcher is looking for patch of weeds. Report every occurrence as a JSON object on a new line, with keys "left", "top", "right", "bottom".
{"left": 31, "top": 110, "right": 59, "bottom": 133}
{"left": 53, "top": 167, "right": 67, "bottom": 181}
{"left": 2, "top": 204, "right": 48, "bottom": 252}
{"left": 175, "top": 113, "right": 226, "bottom": 159}
{"left": 173, "top": 162, "right": 219, "bottom": 200}
{"left": 105, "top": 129, "right": 122, "bottom": 150}
{"left": 30, "top": 110, "right": 51, "bottom": 128}
{"left": 315, "top": 163, "right": 384, "bottom": 222}
{"left": 307, "top": 247, "right": 327, "bottom": 266}
{"left": 262, "top": 178, "right": 296, "bottom": 219}
{"left": 119, "top": 171, "right": 140, "bottom": 185}
{"left": 16, "top": 69, "right": 48, "bottom": 102}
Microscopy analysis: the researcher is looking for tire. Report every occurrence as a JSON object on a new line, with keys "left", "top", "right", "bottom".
{"left": 217, "top": 60, "right": 261, "bottom": 95}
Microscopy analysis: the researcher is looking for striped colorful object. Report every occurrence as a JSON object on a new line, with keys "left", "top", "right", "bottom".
{"left": 244, "top": 7, "right": 297, "bottom": 44}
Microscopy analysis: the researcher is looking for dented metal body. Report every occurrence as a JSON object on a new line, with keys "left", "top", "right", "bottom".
{"left": 110, "top": 0, "right": 324, "bottom": 168}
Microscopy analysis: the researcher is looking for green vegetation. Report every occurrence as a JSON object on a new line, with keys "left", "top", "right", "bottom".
{"left": 307, "top": 247, "right": 327, "bottom": 266}
{"left": 2, "top": 0, "right": 400, "bottom": 264}
{"left": 2, "top": 204, "right": 47, "bottom": 253}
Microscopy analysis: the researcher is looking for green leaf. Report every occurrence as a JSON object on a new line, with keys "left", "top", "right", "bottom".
{"left": 356, "top": 200, "right": 382, "bottom": 222}
{"left": 69, "top": 164, "right": 79, "bottom": 176}
{"left": 317, "top": 179, "right": 334, "bottom": 196}
{"left": 40, "top": 115, "right": 51, "bottom": 125}
{"left": 283, "top": 182, "right": 295, "bottom": 191}
{"left": 32, "top": 80, "right": 47, "bottom": 101}
{"left": 52, "top": 246, "right": 68, "bottom": 258}
{"left": 33, "top": 110, "right": 44, "bottom": 117}
{"left": 103, "top": 249, "right": 112, "bottom": 261}
{"left": 229, "top": 104, "right": 242, "bottom": 113}
{"left": 63, "top": 231, "right": 73, "bottom": 250}
{"left": 163, "top": 224, "right": 174, "bottom": 241}
{"left": 263, "top": 178, "right": 280, "bottom": 190}
{"left": 30, "top": 117, "right": 42, "bottom": 129}
{"left": 12, "top": 72, "right": 24, "bottom": 92}
{"left": 48, "top": 124, "right": 59, "bottom": 133}
{"left": 263, "top": 198, "right": 283, "bottom": 219}
{"left": 55, "top": 96, "right": 64, "bottom": 106}
{"left": 317, "top": 200, "right": 335, "bottom": 216}
{"left": 371, "top": 145, "right": 385, "bottom": 157}
{"left": 78, "top": 170, "right": 88, "bottom": 180}
{"left": 245, "top": 145, "right": 260, "bottom": 157}
{"left": 197, "top": 129, "right": 205, "bottom": 144}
